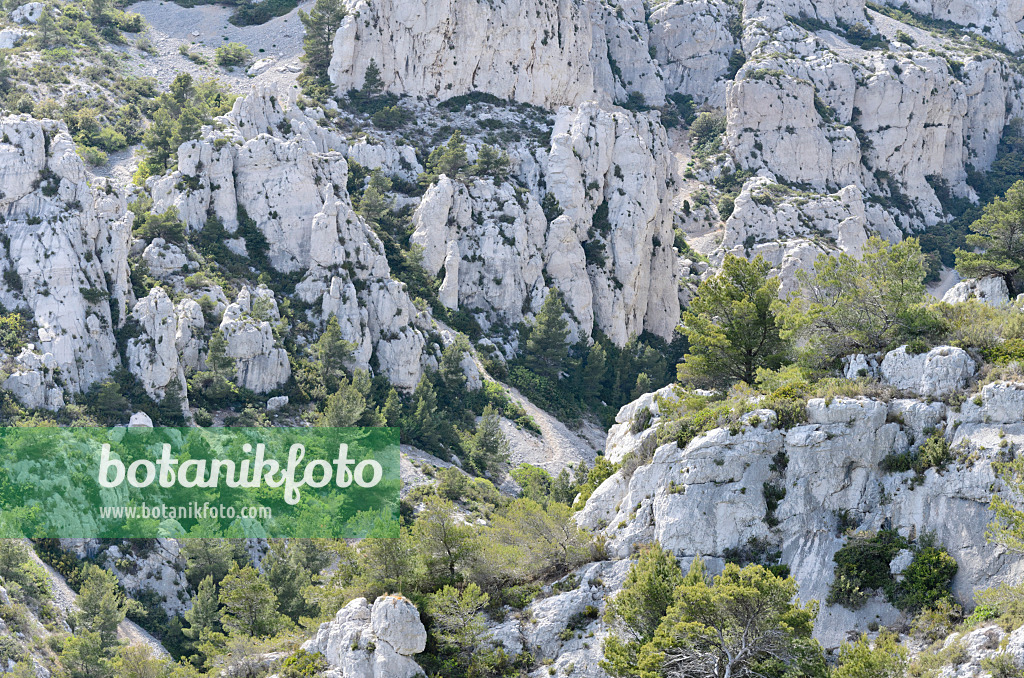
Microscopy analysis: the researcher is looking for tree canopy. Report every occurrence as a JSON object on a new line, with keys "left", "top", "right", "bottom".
{"left": 955, "top": 179, "right": 1024, "bottom": 297}
{"left": 678, "top": 254, "right": 787, "bottom": 387}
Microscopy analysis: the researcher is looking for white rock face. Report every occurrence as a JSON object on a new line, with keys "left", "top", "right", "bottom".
{"left": 709, "top": 177, "right": 897, "bottom": 294}
{"left": 141, "top": 238, "right": 189, "bottom": 278}
{"left": 0, "top": 27, "right": 29, "bottom": 49}
{"left": 649, "top": 0, "right": 740, "bottom": 107}
{"left": 128, "top": 411, "right": 153, "bottom": 427}
{"left": 880, "top": 0, "right": 1024, "bottom": 51}
{"left": 327, "top": 0, "right": 664, "bottom": 108}
{"left": 2, "top": 348, "right": 65, "bottom": 410}
{"left": 942, "top": 276, "right": 1011, "bottom": 306}
{"left": 266, "top": 395, "right": 288, "bottom": 411}
{"left": 879, "top": 345, "right": 977, "bottom": 397}
{"left": 369, "top": 595, "right": 427, "bottom": 656}
{"left": 724, "top": 6, "right": 1024, "bottom": 230}
{"left": 151, "top": 88, "right": 431, "bottom": 391}
{"left": 0, "top": 116, "right": 131, "bottom": 400}
{"left": 219, "top": 287, "right": 290, "bottom": 394}
{"left": 411, "top": 176, "right": 547, "bottom": 328}
{"left": 10, "top": 2, "right": 44, "bottom": 23}
{"left": 302, "top": 596, "right": 427, "bottom": 678}
{"left": 575, "top": 386, "right": 1024, "bottom": 648}
{"left": 104, "top": 540, "right": 190, "bottom": 617}
{"left": 126, "top": 288, "right": 189, "bottom": 407}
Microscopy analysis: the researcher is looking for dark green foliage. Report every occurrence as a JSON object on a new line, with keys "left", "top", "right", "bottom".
{"left": 138, "top": 74, "right": 233, "bottom": 176}
{"left": 280, "top": 650, "right": 329, "bottom": 678}
{"left": 678, "top": 255, "right": 788, "bottom": 387}
{"left": 829, "top": 530, "right": 957, "bottom": 613}
{"left": 690, "top": 111, "right": 727, "bottom": 156}
{"left": 880, "top": 431, "right": 952, "bottom": 476}
{"left": 956, "top": 179, "right": 1024, "bottom": 297}
{"left": 523, "top": 289, "right": 569, "bottom": 381}
{"left": 922, "top": 120, "right": 1024, "bottom": 281}
{"left": 132, "top": 206, "right": 186, "bottom": 244}
{"left": 828, "top": 530, "right": 908, "bottom": 609}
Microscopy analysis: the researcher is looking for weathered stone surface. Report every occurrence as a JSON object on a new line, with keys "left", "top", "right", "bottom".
{"left": 880, "top": 345, "right": 977, "bottom": 397}
{"left": 327, "top": 0, "right": 664, "bottom": 108}
{"left": 303, "top": 595, "right": 427, "bottom": 678}
{"left": 942, "top": 276, "right": 1011, "bottom": 306}
{"left": 0, "top": 116, "right": 131, "bottom": 399}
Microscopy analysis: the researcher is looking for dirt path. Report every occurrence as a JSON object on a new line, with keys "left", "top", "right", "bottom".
{"left": 28, "top": 544, "right": 171, "bottom": 659}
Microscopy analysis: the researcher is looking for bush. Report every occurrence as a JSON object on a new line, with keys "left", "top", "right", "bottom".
{"left": 280, "top": 649, "right": 328, "bottom": 678}
{"left": 828, "top": 530, "right": 907, "bottom": 609}
{"left": 215, "top": 42, "right": 253, "bottom": 67}
{"left": 77, "top": 144, "right": 108, "bottom": 166}
{"left": 690, "top": 111, "right": 727, "bottom": 155}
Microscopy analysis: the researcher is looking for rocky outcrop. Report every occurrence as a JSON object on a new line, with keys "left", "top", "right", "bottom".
{"left": 0, "top": 115, "right": 131, "bottom": 399}
{"left": 1, "top": 347, "right": 65, "bottom": 410}
{"left": 724, "top": 5, "right": 1024, "bottom": 230}
{"left": 708, "top": 177, "right": 899, "bottom": 294}
{"left": 575, "top": 382, "right": 1024, "bottom": 648}
{"left": 327, "top": 0, "right": 664, "bottom": 108}
{"left": 649, "top": 0, "right": 741, "bottom": 107}
{"left": 126, "top": 288, "right": 189, "bottom": 406}
{"left": 10, "top": 1, "right": 44, "bottom": 23}
{"left": 219, "top": 287, "right": 290, "bottom": 394}
{"left": 942, "top": 276, "right": 1012, "bottom": 306}
{"left": 103, "top": 540, "right": 190, "bottom": 617}
{"left": 0, "top": 27, "right": 29, "bottom": 49}
{"left": 150, "top": 88, "right": 433, "bottom": 391}
{"left": 411, "top": 176, "right": 547, "bottom": 328}
{"left": 879, "top": 345, "right": 977, "bottom": 397}
{"left": 141, "top": 238, "right": 190, "bottom": 279}
{"left": 879, "top": 0, "right": 1024, "bottom": 51}
{"left": 302, "top": 595, "right": 426, "bottom": 678}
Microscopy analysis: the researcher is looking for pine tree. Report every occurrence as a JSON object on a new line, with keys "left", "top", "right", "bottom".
{"left": 382, "top": 387, "right": 403, "bottom": 427}
{"left": 219, "top": 563, "right": 283, "bottom": 638}
{"left": 298, "top": 0, "right": 347, "bottom": 80}
{"left": 313, "top": 315, "right": 353, "bottom": 391}
{"left": 319, "top": 377, "right": 366, "bottom": 428}
{"left": 581, "top": 341, "right": 607, "bottom": 400}
{"left": 361, "top": 58, "right": 384, "bottom": 96}
{"left": 35, "top": 7, "right": 56, "bottom": 48}
{"left": 264, "top": 542, "right": 314, "bottom": 622}
{"left": 427, "top": 131, "right": 469, "bottom": 179}
{"left": 525, "top": 289, "right": 570, "bottom": 381}
{"left": 679, "top": 254, "right": 788, "bottom": 386}
{"left": 405, "top": 375, "right": 439, "bottom": 449}
{"left": 632, "top": 372, "right": 652, "bottom": 400}
{"left": 438, "top": 336, "right": 470, "bottom": 395}
{"left": 470, "top": 144, "right": 511, "bottom": 183}
{"left": 181, "top": 538, "right": 236, "bottom": 588}
{"left": 955, "top": 179, "right": 1024, "bottom": 297}
{"left": 157, "top": 378, "right": 186, "bottom": 426}
{"left": 183, "top": 575, "right": 221, "bottom": 641}
{"left": 206, "top": 330, "right": 235, "bottom": 379}
{"left": 469, "top": 404, "right": 509, "bottom": 474}
{"left": 76, "top": 565, "right": 127, "bottom": 651}
{"left": 357, "top": 171, "right": 394, "bottom": 226}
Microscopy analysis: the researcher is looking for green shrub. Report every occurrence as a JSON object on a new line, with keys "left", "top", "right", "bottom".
{"left": 280, "top": 649, "right": 328, "bottom": 678}
{"left": 215, "top": 42, "right": 253, "bottom": 67}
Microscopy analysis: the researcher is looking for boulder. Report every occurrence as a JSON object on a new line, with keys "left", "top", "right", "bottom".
{"left": 0, "top": 27, "right": 29, "bottom": 49}
{"left": 369, "top": 595, "right": 427, "bottom": 656}
{"left": 302, "top": 595, "right": 427, "bottom": 678}
{"left": 880, "top": 345, "right": 976, "bottom": 397}
{"left": 11, "top": 2, "right": 44, "bottom": 23}
{"left": 141, "top": 238, "right": 189, "bottom": 278}
{"left": 942, "top": 276, "right": 1011, "bottom": 306}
